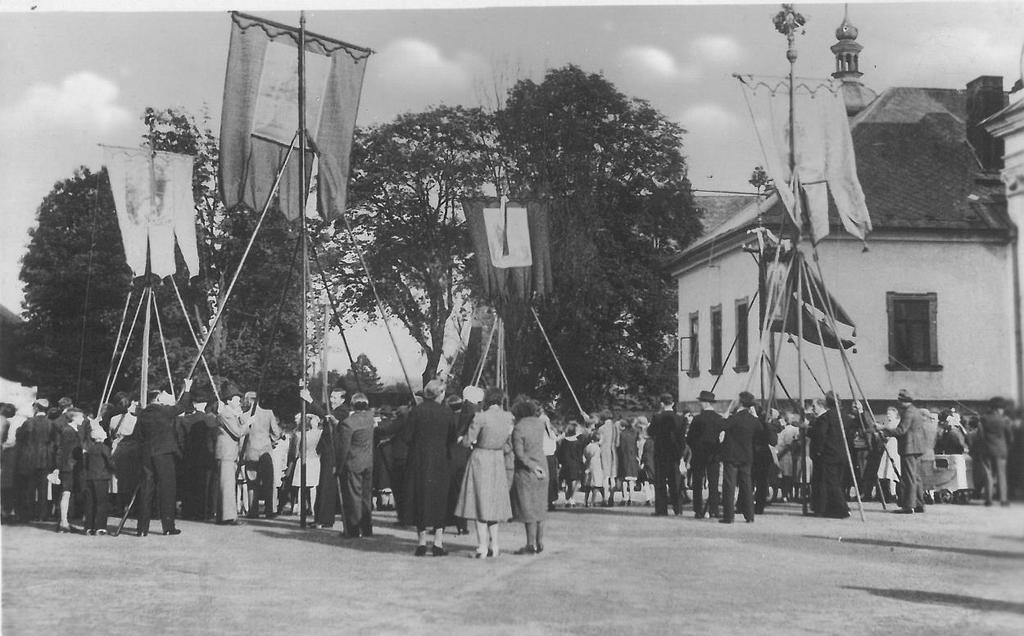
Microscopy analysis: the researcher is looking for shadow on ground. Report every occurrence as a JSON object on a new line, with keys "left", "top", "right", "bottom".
{"left": 844, "top": 586, "right": 1024, "bottom": 615}
{"left": 804, "top": 535, "right": 1024, "bottom": 560}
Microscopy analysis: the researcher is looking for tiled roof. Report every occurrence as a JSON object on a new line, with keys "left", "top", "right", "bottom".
{"left": 679, "top": 84, "right": 1011, "bottom": 260}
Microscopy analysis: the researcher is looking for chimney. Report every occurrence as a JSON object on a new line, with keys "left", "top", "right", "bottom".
{"left": 966, "top": 75, "right": 1007, "bottom": 171}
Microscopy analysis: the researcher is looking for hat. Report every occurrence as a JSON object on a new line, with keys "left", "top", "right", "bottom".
{"left": 990, "top": 396, "right": 1006, "bottom": 410}
{"left": 698, "top": 390, "right": 716, "bottom": 403}
{"left": 462, "top": 385, "right": 484, "bottom": 404}
{"left": 330, "top": 386, "right": 347, "bottom": 396}
{"left": 738, "top": 391, "right": 756, "bottom": 407}
{"left": 423, "top": 379, "right": 445, "bottom": 400}
{"left": 445, "top": 394, "right": 464, "bottom": 408}
{"left": 33, "top": 398, "right": 50, "bottom": 409}
{"left": 897, "top": 389, "right": 913, "bottom": 403}
{"left": 58, "top": 397, "right": 74, "bottom": 409}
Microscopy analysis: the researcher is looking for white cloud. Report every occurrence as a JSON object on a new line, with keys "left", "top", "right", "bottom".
{"left": 690, "top": 35, "right": 743, "bottom": 65}
{"left": 678, "top": 102, "right": 740, "bottom": 131}
{"left": 618, "top": 45, "right": 699, "bottom": 83}
{"left": 366, "top": 38, "right": 489, "bottom": 109}
{"left": 0, "top": 71, "right": 132, "bottom": 135}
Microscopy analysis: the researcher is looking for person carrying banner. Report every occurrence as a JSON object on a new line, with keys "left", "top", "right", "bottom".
{"left": 134, "top": 378, "right": 192, "bottom": 536}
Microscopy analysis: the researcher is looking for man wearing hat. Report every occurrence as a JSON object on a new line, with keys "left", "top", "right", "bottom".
{"left": 719, "top": 391, "right": 760, "bottom": 524}
{"left": 977, "top": 396, "right": 1013, "bottom": 507}
{"left": 134, "top": 378, "right": 193, "bottom": 536}
{"left": 885, "top": 389, "right": 929, "bottom": 514}
{"left": 808, "top": 396, "right": 850, "bottom": 519}
{"left": 686, "top": 390, "right": 725, "bottom": 518}
{"left": 337, "top": 392, "right": 376, "bottom": 537}
{"left": 214, "top": 381, "right": 249, "bottom": 526}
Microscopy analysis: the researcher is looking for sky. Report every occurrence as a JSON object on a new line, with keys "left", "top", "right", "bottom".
{"left": 1, "top": 0, "right": 1022, "bottom": 383}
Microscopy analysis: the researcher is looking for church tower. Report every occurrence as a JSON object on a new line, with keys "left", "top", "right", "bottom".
{"left": 830, "top": 6, "right": 876, "bottom": 116}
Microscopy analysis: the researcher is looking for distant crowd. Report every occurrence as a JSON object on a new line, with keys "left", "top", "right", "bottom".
{"left": 1, "top": 379, "right": 1021, "bottom": 553}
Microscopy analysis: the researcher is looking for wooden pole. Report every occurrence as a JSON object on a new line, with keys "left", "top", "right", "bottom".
{"left": 298, "top": 10, "right": 309, "bottom": 530}
{"left": 140, "top": 285, "right": 153, "bottom": 407}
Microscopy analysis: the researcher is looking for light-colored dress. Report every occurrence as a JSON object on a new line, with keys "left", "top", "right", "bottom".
{"left": 455, "top": 405, "right": 513, "bottom": 522}
{"left": 584, "top": 441, "right": 604, "bottom": 487}
{"left": 291, "top": 427, "right": 322, "bottom": 488}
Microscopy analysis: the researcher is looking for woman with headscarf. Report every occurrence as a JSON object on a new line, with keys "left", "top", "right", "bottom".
{"left": 510, "top": 396, "right": 549, "bottom": 555}
{"left": 455, "top": 387, "right": 513, "bottom": 558}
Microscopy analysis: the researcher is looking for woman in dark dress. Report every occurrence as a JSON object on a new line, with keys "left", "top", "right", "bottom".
{"left": 401, "top": 380, "right": 456, "bottom": 556}
{"left": 556, "top": 422, "right": 585, "bottom": 507}
{"left": 617, "top": 418, "right": 640, "bottom": 505}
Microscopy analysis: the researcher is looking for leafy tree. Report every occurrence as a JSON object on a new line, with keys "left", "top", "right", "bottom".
{"left": 342, "top": 353, "right": 384, "bottom": 394}
{"left": 495, "top": 65, "right": 702, "bottom": 408}
{"left": 322, "top": 105, "right": 493, "bottom": 385}
{"left": 17, "top": 107, "right": 307, "bottom": 411}
{"left": 16, "top": 167, "right": 130, "bottom": 403}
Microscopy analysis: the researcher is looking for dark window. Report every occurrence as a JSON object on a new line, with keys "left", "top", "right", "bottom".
{"left": 687, "top": 312, "right": 700, "bottom": 377}
{"left": 710, "top": 304, "right": 723, "bottom": 375}
{"left": 886, "top": 292, "right": 941, "bottom": 371}
{"left": 734, "top": 297, "right": 749, "bottom": 372}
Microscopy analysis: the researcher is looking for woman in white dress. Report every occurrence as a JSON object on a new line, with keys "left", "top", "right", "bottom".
{"left": 291, "top": 414, "right": 323, "bottom": 515}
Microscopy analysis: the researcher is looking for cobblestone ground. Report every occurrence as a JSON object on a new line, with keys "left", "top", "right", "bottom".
{"left": 3, "top": 499, "right": 1023, "bottom": 635}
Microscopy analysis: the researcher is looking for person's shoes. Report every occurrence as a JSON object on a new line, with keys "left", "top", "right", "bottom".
{"left": 216, "top": 519, "right": 242, "bottom": 526}
{"left": 96, "top": 529, "right": 107, "bottom": 535}
{"left": 487, "top": 548, "right": 496, "bottom": 558}
{"left": 536, "top": 543, "right": 544, "bottom": 553}
{"left": 1001, "top": 502, "right": 1011, "bottom": 507}
{"left": 745, "top": 517, "right": 755, "bottom": 523}
{"left": 719, "top": 518, "right": 734, "bottom": 524}
{"left": 56, "top": 525, "right": 73, "bottom": 534}
{"left": 709, "top": 510, "right": 720, "bottom": 519}
{"left": 431, "top": 546, "right": 448, "bottom": 557}
{"left": 246, "top": 511, "right": 259, "bottom": 519}
{"left": 265, "top": 512, "right": 278, "bottom": 519}
{"left": 414, "top": 545, "right": 428, "bottom": 557}
{"left": 473, "top": 549, "right": 487, "bottom": 559}
{"left": 514, "top": 545, "right": 538, "bottom": 555}
{"left": 457, "top": 527, "right": 470, "bottom": 535}
{"left": 651, "top": 511, "right": 667, "bottom": 517}
{"left": 163, "top": 528, "right": 182, "bottom": 536}
{"left": 985, "top": 500, "right": 993, "bottom": 507}
{"left": 87, "top": 529, "right": 96, "bottom": 536}
{"left": 892, "top": 509, "right": 914, "bottom": 514}
{"left": 914, "top": 506, "right": 925, "bottom": 513}
{"left": 829, "top": 512, "right": 851, "bottom": 519}
{"left": 136, "top": 529, "right": 148, "bottom": 537}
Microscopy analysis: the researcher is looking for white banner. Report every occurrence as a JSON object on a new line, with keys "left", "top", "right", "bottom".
{"left": 483, "top": 202, "right": 532, "bottom": 268}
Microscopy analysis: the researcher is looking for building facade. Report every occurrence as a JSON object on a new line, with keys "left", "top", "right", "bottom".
{"left": 669, "top": 19, "right": 1020, "bottom": 411}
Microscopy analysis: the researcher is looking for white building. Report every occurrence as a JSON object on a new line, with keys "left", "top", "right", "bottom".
{"left": 668, "top": 17, "right": 1021, "bottom": 411}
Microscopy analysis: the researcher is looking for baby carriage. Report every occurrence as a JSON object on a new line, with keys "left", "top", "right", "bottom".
{"left": 928, "top": 454, "right": 974, "bottom": 504}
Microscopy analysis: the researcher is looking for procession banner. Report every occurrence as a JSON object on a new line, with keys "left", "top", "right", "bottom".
{"left": 103, "top": 147, "right": 200, "bottom": 279}
{"left": 220, "top": 12, "right": 371, "bottom": 222}
{"left": 463, "top": 197, "right": 552, "bottom": 305}
{"left": 741, "top": 77, "right": 872, "bottom": 243}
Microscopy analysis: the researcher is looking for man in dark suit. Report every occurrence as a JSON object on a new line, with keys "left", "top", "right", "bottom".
{"left": 720, "top": 391, "right": 760, "bottom": 524}
{"left": 402, "top": 380, "right": 456, "bottom": 556}
{"left": 808, "top": 396, "right": 850, "bottom": 519}
{"left": 15, "top": 399, "right": 55, "bottom": 522}
{"left": 687, "top": 390, "right": 724, "bottom": 518}
{"left": 135, "top": 379, "right": 192, "bottom": 536}
{"left": 648, "top": 393, "right": 683, "bottom": 516}
{"left": 978, "top": 396, "right": 1013, "bottom": 507}
{"left": 886, "top": 389, "right": 929, "bottom": 514}
{"left": 179, "top": 395, "right": 218, "bottom": 521}
{"left": 337, "top": 392, "right": 376, "bottom": 538}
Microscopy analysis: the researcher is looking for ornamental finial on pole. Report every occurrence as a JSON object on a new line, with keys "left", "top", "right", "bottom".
{"left": 773, "top": 4, "right": 807, "bottom": 64}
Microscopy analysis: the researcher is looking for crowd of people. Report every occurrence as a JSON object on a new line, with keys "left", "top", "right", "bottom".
{"left": 1, "top": 378, "right": 1020, "bottom": 552}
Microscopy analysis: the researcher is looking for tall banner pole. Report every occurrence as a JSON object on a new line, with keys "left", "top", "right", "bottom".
{"left": 298, "top": 10, "right": 310, "bottom": 530}
{"left": 140, "top": 284, "right": 153, "bottom": 407}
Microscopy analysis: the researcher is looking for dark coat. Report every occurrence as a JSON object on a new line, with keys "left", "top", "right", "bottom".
{"left": 978, "top": 412, "right": 1013, "bottom": 459}
{"left": 55, "top": 421, "right": 82, "bottom": 473}
{"left": 557, "top": 436, "right": 585, "bottom": 482}
{"left": 809, "top": 409, "right": 846, "bottom": 465}
{"left": 721, "top": 409, "right": 760, "bottom": 466}
{"left": 15, "top": 414, "right": 55, "bottom": 474}
{"left": 182, "top": 412, "right": 218, "bottom": 469}
{"left": 136, "top": 394, "right": 190, "bottom": 458}
{"left": 83, "top": 440, "right": 115, "bottom": 481}
{"left": 617, "top": 427, "right": 640, "bottom": 479}
{"left": 401, "top": 400, "right": 455, "bottom": 529}
{"left": 687, "top": 409, "right": 725, "bottom": 458}
{"left": 649, "top": 410, "right": 682, "bottom": 466}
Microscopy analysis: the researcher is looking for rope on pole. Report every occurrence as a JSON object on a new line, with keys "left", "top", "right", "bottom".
{"left": 473, "top": 317, "right": 498, "bottom": 387}
{"left": 169, "top": 276, "right": 220, "bottom": 403}
{"left": 184, "top": 130, "right": 300, "bottom": 382}
{"left": 530, "top": 307, "right": 586, "bottom": 418}
{"left": 98, "top": 287, "right": 136, "bottom": 409}
{"left": 100, "top": 286, "right": 147, "bottom": 410}
{"left": 151, "top": 291, "right": 176, "bottom": 400}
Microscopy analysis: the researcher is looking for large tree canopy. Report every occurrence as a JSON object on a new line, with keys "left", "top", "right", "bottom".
{"left": 324, "top": 105, "right": 493, "bottom": 385}
{"left": 496, "top": 65, "right": 702, "bottom": 407}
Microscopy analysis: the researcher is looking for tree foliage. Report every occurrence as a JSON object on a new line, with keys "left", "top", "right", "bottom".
{"left": 495, "top": 65, "right": 701, "bottom": 408}
{"left": 323, "top": 105, "right": 493, "bottom": 385}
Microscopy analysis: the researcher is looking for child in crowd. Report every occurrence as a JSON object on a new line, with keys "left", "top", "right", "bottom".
{"left": 82, "top": 421, "right": 114, "bottom": 535}
{"left": 583, "top": 431, "right": 605, "bottom": 507}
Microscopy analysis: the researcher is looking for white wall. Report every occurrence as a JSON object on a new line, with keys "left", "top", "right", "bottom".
{"left": 677, "top": 235, "right": 1017, "bottom": 405}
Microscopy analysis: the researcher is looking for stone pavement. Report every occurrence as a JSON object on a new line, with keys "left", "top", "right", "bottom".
{"left": 2, "top": 500, "right": 1023, "bottom": 635}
